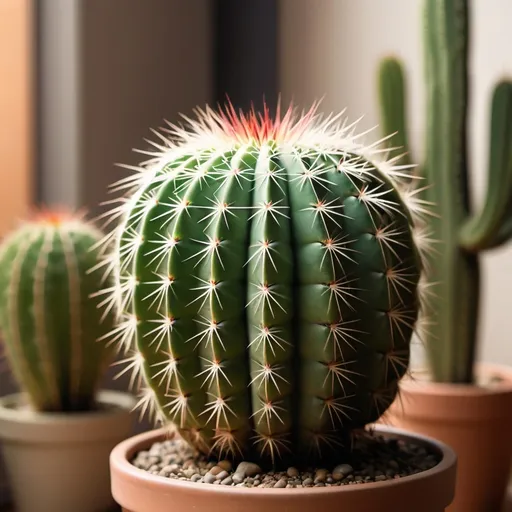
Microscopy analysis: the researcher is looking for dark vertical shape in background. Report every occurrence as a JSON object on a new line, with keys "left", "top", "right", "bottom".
{"left": 214, "top": 0, "right": 279, "bottom": 113}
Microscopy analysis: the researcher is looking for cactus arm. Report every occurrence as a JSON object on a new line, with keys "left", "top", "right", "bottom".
{"left": 488, "top": 212, "right": 512, "bottom": 249}
{"left": 377, "top": 57, "right": 413, "bottom": 168}
{"left": 459, "top": 81, "right": 512, "bottom": 251}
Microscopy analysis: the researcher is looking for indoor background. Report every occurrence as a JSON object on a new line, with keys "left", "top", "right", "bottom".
{"left": 1, "top": 0, "right": 511, "bottom": 506}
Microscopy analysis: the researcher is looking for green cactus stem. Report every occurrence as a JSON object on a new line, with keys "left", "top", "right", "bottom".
{"left": 377, "top": 0, "right": 512, "bottom": 383}
{"left": 98, "top": 101, "right": 429, "bottom": 465}
{"left": 0, "top": 211, "right": 117, "bottom": 412}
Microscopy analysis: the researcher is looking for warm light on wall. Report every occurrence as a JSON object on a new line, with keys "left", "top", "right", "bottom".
{"left": 0, "top": 0, "right": 32, "bottom": 237}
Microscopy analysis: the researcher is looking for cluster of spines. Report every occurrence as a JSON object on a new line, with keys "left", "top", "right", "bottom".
{"left": 92, "top": 102, "right": 435, "bottom": 462}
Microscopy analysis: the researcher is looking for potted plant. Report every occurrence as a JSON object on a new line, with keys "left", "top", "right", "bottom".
{"left": 100, "top": 100, "right": 458, "bottom": 511}
{"left": 0, "top": 210, "right": 136, "bottom": 512}
{"left": 376, "top": 0, "right": 512, "bottom": 510}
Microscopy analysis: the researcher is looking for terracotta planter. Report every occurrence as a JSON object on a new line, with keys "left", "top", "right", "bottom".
{"left": 0, "top": 389, "right": 136, "bottom": 512}
{"left": 110, "top": 425, "right": 457, "bottom": 512}
{"left": 385, "top": 362, "right": 512, "bottom": 512}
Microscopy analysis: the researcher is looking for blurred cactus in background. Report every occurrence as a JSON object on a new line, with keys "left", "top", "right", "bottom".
{"left": 0, "top": 211, "right": 116, "bottom": 412}
{"left": 96, "top": 100, "right": 432, "bottom": 464}
{"left": 377, "top": 0, "right": 512, "bottom": 383}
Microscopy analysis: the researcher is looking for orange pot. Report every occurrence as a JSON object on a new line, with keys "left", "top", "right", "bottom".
{"left": 110, "top": 425, "right": 457, "bottom": 512}
{"left": 385, "top": 363, "right": 512, "bottom": 512}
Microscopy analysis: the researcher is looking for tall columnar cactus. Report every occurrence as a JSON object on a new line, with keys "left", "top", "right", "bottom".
{"left": 99, "top": 102, "right": 430, "bottom": 464}
{"left": 0, "top": 211, "right": 116, "bottom": 412}
{"left": 377, "top": 0, "right": 512, "bottom": 383}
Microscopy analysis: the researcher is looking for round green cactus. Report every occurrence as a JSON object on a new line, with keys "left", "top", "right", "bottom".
{"left": 100, "top": 102, "right": 430, "bottom": 464}
{"left": 0, "top": 211, "right": 116, "bottom": 412}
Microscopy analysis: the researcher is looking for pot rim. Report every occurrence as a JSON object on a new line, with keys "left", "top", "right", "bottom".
{"left": 0, "top": 389, "right": 136, "bottom": 443}
{"left": 400, "top": 362, "right": 512, "bottom": 397}
{"left": 110, "top": 424, "right": 457, "bottom": 498}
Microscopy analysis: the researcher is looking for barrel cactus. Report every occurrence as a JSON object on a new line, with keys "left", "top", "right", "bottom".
{"left": 99, "top": 102, "right": 431, "bottom": 464}
{"left": 0, "top": 211, "right": 116, "bottom": 412}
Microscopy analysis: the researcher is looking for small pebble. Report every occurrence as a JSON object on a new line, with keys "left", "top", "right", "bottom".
{"left": 233, "top": 461, "right": 262, "bottom": 483}
{"left": 221, "top": 476, "right": 233, "bottom": 485}
{"left": 209, "top": 466, "right": 223, "bottom": 476}
{"left": 216, "top": 470, "right": 229, "bottom": 481}
{"left": 162, "top": 464, "right": 179, "bottom": 474}
{"left": 287, "top": 467, "right": 299, "bottom": 478}
{"left": 149, "top": 444, "right": 162, "bottom": 456}
{"left": 203, "top": 473, "right": 217, "bottom": 484}
{"left": 274, "top": 478, "right": 287, "bottom": 488}
{"left": 130, "top": 428, "right": 441, "bottom": 488}
{"left": 217, "top": 460, "right": 232, "bottom": 472}
{"left": 335, "top": 464, "right": 353, "bottom": 476}
{"left": 314, "top": 469, "right": 328, "bottom": 483}
{"left": 232, "top": 474, "right": 244, "bottom": 484}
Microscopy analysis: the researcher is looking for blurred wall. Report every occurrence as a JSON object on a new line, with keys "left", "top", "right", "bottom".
{"left": 38, "top": 0, "right": 213, "bottom": 217}
{"left": 0, "top": 0, "right": 32, "bottom": 235}
{"left": 279, "top": 0, "right": 512, "bottom": 368}
{"left": 81, "top": 0, "right": 213, "bottom": 219}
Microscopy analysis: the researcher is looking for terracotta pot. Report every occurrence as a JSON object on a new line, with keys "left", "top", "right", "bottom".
{"left": 110, "top": 425, "right": 457, "bottom": 512}
{"left": 385, "top": 362, "right": 512, "bottom": 512}
{"left": 0, "top": 389, "right": 136, "bottom": 512}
